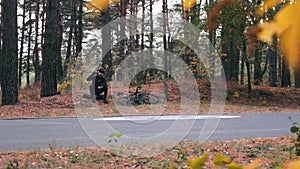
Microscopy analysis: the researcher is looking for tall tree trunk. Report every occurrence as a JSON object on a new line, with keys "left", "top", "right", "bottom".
{"left": 140, "top": 0, "right": 145, "bottom": 51}
{"left": 129, "top": 0, "right": 134, "bottom": 52}
{"left": 76, "top": 0, "right": 83, "bottom": 58}
{"left": 149, "top": 0, "right": 154, "bottom": 57}
{"left": 269, "top": 37, "right": 277, "bottom": 87}
{"left": 63, "top": 0, "right": 75, "bottom": 78}
{"left": 295, "top": 61, "right": 300, "bottom": 88}
{"left": 19, "top": 1, "right": 26, "bottom": 87}
{"left": 243, "top": 40, "right": 252, "bottom": 97}
{"left": 163, "top": 0, "right": 169, "bottom": 98}
{"left": 41, "top": 0, "right": 60, "bottom": 97}
{"left": 56, "top": 6, "right": 63, "bottom": 82}
{"left": 1, "top": 0, "right": 18, "bottom": 105}
{"left": 220, "top": 25, "right": 229, "bottom": 80}
{"left": 227, "top": 38, "right": 239, "bottom": 82}
{"left": 27, "top": 3, "right": 33, "bottom": 85}
{"left": 281, "top": 56, "right": 291, "bottom": 87}
{"left": 41, "top": 0, "right": 46, "bottom": 52}
{"left": 134, "top": 4, "right": 139, "bottom": 51}
{"left": 146, "top": 0, "right": 154, "bottom": 82}
{"left": 0, "top": 0, "right": 2, "bottom": 86}
{"left": 101, "top": 8, "right": 112, "bottom": 79}
{"left": 240, "top": 44, "right": 245, "bottom": 85}
{"left": 33, "top": 0, "right": 42, "bottom": 83}
{"left": 254, "top": 42, "right": 268, "bottom": 85}
{"left": 119, "top": 0, "right": 126, "bottom": 61}
{"left": 253, "top": 42, "right": 262, "bottom": 85}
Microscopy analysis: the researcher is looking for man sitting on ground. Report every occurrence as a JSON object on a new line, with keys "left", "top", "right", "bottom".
{"left": 86, "top": 68, "right": 108, "bottom": 104}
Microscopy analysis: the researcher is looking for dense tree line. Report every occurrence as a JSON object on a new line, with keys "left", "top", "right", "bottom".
{"left": 0, "top": 0, "right": 299, "bottom": 105}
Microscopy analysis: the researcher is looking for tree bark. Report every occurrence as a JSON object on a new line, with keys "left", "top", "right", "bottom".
{"left": 41, "top": 0, "right": 60, "bottom": 97}
{"left": 101, "top": 8, "right": 112, "bottom": 79}
{"left": 253, "top": 42, "right": 262, "bottom": 85}
{"left": 281, "top": 56, "right": 291, "bottom": 87}
{"left": 76, "top": 0, "right": 83, "bottom": 58}
{"left": 0, "top": 0, "right": 2, "bottom": 88}
{"left": 140, "top": 0, "right": 145, "bottom": 51}
{"left": 1, "top": 0, "right": 18, "bottom": 105}
{"left": 119, "top": 0, "right": 126, "bottom": 60}
{"left": 129, "top": 0, "right": 135, "bottom": 52}
{"left": 268, "top": 37, "right": 277, "bottom": 87}
{"left": 63, "top": 0, "right": 75, "bottom": 78}
{"left": 295, "top": 62, "right": 300, "bottom": 88}
{"left": 19, "top": 1, "right": 26, "bottom": 87}
{"left": 33, "top": 0, "right": 42, "bottom": 83}
{"left": 56, "top": 6, "right": 63, "bottom": 82}
{"left": 27, "top": 3, "right": 33, "bottom": 85}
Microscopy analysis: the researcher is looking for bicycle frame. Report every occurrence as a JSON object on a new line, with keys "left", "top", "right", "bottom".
{"left": 116, "top": 85, "right": 160, "bottom": 106}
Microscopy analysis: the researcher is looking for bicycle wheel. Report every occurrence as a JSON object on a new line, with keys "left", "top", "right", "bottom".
{"left": 117, "top": 96, "right": 130, "bottom": 106}
{"left": 139, "top": 93, "right": 160, "bottom": 104}
{"left": 117, "top": 96, "right": 137, "bottom": 106}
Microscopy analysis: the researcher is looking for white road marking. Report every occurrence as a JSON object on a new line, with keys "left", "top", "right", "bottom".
{"left": 93, "top": 115, "right": 241, "bottom": 121}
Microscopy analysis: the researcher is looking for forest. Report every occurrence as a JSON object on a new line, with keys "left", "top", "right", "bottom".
{"left": 0, "top": 0, "right": 300, "bottom": 106}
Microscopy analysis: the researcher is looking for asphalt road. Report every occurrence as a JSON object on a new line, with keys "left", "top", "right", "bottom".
{"left": 0, "top": 112, "right": 300, "bottom": 151}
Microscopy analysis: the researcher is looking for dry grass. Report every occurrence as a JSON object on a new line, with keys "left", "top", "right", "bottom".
{"left": 0, "top": 136, "right": 296, "bottom": 168}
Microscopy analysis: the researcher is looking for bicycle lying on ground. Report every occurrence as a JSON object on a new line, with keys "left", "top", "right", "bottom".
{"left": 116, "top": 85, "right": 160, "bottom": 106}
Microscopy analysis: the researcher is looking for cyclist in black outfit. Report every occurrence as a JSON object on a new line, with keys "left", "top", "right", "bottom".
{"left": 86, "top": 68, "right": 108, "bottom": 104}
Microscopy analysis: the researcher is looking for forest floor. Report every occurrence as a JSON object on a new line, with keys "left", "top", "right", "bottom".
{"left": 0, "top": 79, "right": 299, "bottom": 119}
{"left": 0, "top": 80, "right": 300, "bottom": 168}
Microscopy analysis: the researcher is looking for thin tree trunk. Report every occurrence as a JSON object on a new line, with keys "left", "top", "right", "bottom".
{"left": 163, "top": 0, "right": 168, "bottom": 98}
{"left": 27, "top": 3, "right": 33, "bottom": 85}
{"left": 129, "top": 0, "right": 134, "bottom": 52}
{"left": 253, "top": 42, "right": 262, "bottom": 85}
{"left": 147, "top": 0, "right": 154, "bottom": 83}
{"left": 33, "top": 0, "right": 41, "bottom": 83}
{"left": 295, "top": 62, "right": 300, "bottom": 88}
{"left": 0, "top": 0, "right": 2, "bottom": 86}
{"left": 41, "top": 0, "right": 45, "bottom": 51}
{"left": 240, "top": 45, "right": 245, "bottom": 85}
{"left": 269, "top": 37, "right": 277, "bottom": 87}
{"left": 134, "top": 3, "right": 139, "bottom": 51}
{"left": 63, "top": 0, "right": 75, "bottom": 78}
{"left": 101, "top": 8, "right": 112, "bottom": 79}
{"left": 149, "top": 0, "right": 154, "bottom": 54}
{"left": 73, "top": 0, "right": 77, "bottom": 58}
{"left": 119, "top": 0, "right": 126, "bottom": 60}
{"left": 281, "top": 56, "right": 291, "bottom": 87}
{"left": 243, "top": 39, "right": 252, "bottom": 97}
{"left": 56, "top": 6, "right": 63, "bottom": 82}
{"left": 140, "top": 0, "right": 145, "bottom": 51}
{"left": 76, "top": 0, "right": 83, "bottom": 58}
{"left": 19, "top": 1, "right": 26, "bottom": 87}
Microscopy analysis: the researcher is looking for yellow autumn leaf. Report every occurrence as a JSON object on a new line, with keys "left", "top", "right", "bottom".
{"left": 256, "top": 0, "right": 283, "bottom": 15}
{"left": 257, "top": 1, "right": 296, "bottom": 43}
{"left": 243, "top": 159, "right": 263, "bottom": 169}
{"left": 183, "top": 0, "right": 197, "bottom": 11}
{"left": 187, "top": 152, "right": 208, "bottom": 169}
{"left": 257, "top": 22, "right": 281, "bottom": 45}
{"left": 228, "top": 162, "right": 243, "bottom": 169}
{"left": 213, "top": 153, "right": 231, "bottom": 167}
{"left": 85, "top": 0, "right": 119, "bottom": 11}
{"left": 257, "top": 0, "right": 300, "bottom": 69}
{"left": 169, "top": 160, "right": 175, "bottom": 169}
{"left": 283, "top": 159, "right": 300, "bottom": 169}
{"left": 233, "top": 92, "right": 239, "bottom": 98}
{"left": 278, "top": 3, "right": 300, "bottom": 69}
{"left": 18, "top": 93, "right": 23, "bottom": 100}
